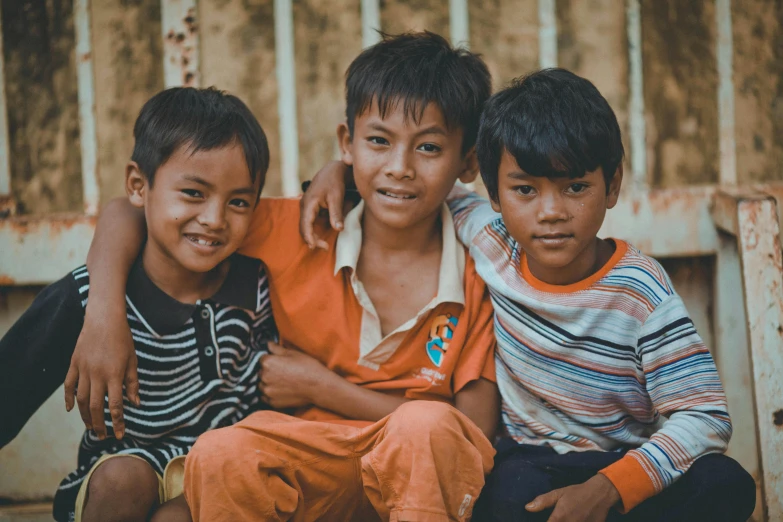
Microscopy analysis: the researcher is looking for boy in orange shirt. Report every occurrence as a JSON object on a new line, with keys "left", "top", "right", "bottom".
{"left": 68, "top": 32, "right": 499, "bottom": 521}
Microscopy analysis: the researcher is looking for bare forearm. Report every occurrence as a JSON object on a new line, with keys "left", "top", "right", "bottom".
{"left": 313, "top": 374, "right": 410, "bottom": 422}
{"left": 85, "top": 198, "right": 146, "bottom": 317}
{"left": 455, "top": 378, "right": 500, "bottom": 441}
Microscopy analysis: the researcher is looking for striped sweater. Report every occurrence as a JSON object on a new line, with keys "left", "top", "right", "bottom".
{"left": 447, "top": 188, "right": 731, "bottom": 511}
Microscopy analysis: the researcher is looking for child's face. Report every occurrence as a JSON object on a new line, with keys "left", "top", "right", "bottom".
{"left": 492, "top": 149, "right": 622, "bottom": 283}
{"left": 127, "top": 142, "right": 259, "bottom": 275}
{"left": 338, "top": 101, "right": 477, "bottom": 231}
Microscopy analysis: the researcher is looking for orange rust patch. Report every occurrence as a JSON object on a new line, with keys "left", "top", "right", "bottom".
{"left": 0, "top": 275, "right": 16, "bottom": 286}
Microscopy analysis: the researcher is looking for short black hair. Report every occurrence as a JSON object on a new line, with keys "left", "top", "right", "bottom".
{"left": 477, "top": 68, "right": 624, "bottom": 201}
{"left": 345, "top": 31, "right": 491, "bottom": 154}
{"left": 131, "top": 87, "right": 270, "bottom": 193}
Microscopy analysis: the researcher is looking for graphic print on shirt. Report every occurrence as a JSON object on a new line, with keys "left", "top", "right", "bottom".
{"left": 426, "top": 314, "right": 458, "bottom": 367}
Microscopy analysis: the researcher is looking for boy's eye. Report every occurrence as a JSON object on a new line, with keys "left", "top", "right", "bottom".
{"left": 182, "top": 189, "right": 203, "bottom": 198}
{"left": 230, "top": 198, "right": 251, "bottom": 208}
{"left": 367, "top": 136, "right": 389, "bottom": 146}
{"left": 568, "top": 183, "right": 588, "bottom": 194}
{"left": 514, "top": 186, "right": 535, "bottom": 195}
{"left": 418, "top": 143, "right": 441, "bottom": 153}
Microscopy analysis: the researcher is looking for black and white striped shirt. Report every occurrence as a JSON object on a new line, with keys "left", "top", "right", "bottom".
{"left": 0, "top": 254, "right": 275, "bottom": 521}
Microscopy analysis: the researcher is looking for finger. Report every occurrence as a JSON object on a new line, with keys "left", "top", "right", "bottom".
{"left": 267, "top": 342, "right": 285, "bottom": 355}
{"left": 75, "top": 375, "right": 92, "bottom": 430}
{"left": 315, "top": 238, "right": 330, "bottom": 251}
{"left": 299, "top": 195, "right": 321, "bottom": 249}
{"left": 64, "top": 365, "right": 78, "bottom": 412}
{"left": 326, "top": 191, "right": 345, "bottom": 231}
{"left": 89, "top": 382, "right": 108, "bottom": 440}
{"left": 526, "top": 490, "right": 562, "bottom": 512}
{"left": 124, "top": 361, "right": 141, "bottom": 407}
{"left": 107, "top": 380, "right": 125, "bottom": 440}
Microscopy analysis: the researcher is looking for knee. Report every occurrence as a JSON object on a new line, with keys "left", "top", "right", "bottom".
{"left": 149, "top": 495, "right": 192, "bottom": 522}
{"left": 690, "top": 454, "right": 757, "bottom": 517}
{"left": 388, "top": 400, "right": 461, "bottom": 435}
{"left": 85, "top": 457, "right": 159, "bottom": 518}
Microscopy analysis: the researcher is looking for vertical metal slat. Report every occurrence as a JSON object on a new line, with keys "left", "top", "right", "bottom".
{"left": 0, "top": 8, "right": 10, "bottom": 200}
{"left": 626, "top": 0, "right": 647, "bottom": 190}
{"left": 275, "top": 0, "right": 300, "bottom": 196}
{"left": 716, "top": 0, "right": 737, "bottom": 185}
{"left": 74, "top": 0, "right": 100, "bottom": 215}
{"left": 449, "top": 0, "right": 470, "bottom": 48}
{"left": 361, "top": 0, "right": 381, "bottom": 49}
{"left": 538, "top": 0, "right": 557, "bottom": 68}
{"left": 161, "top": 0, "right": 200, "bottom": 88}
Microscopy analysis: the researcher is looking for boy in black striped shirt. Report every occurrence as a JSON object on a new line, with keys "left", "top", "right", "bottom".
{"left": 0, "top": 87, "right": 277, "bottom": 522}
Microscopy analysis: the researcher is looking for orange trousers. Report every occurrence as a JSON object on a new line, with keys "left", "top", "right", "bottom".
{"left": 183, "top": 401, "right": 495, "bottom": 522}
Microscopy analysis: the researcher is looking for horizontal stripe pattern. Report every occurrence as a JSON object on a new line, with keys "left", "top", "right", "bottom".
{"left": 448, "top": 188, "right": 731, "bottom": 499}
{"left": 54, "top": 265, "right": 275, "bottom": 521}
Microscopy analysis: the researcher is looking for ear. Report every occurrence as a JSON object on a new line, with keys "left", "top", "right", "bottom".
{"left": 125, "top": 161, "right": 147, "bottom": 209}
{"left": 337, "top": 122, "right": 354, "bottom": 166}
{"left": 489, "top": 197, "right": 501, "bottom": 213}
{"left": 457, "top": 146, "right": 479, "bottom": 184}
{"left": 606, "top": 163, "right": 623, "bottom": 209}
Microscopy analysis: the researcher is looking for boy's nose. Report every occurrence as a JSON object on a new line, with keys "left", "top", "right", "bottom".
{"left": 198, "top": 201, "right": 227, "bottom": 229}
{"left": 385, "top": 149, "right": 415, "bottom": 180}
{"left": 537, "top": 193, "right": 569, "bottom": 223}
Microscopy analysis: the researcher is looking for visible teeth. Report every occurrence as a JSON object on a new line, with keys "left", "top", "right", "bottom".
{"left": 380, "top": 190, "right": 414, "bottom": 199}
{"left": 189, "top": 236, "right": 219, "bottom": 246}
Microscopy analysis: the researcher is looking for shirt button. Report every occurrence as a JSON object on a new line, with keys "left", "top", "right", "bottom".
{"left": 204, "top": 346, "right": 215, "bottom": 356}
{"left": 200, "top": 309, "right": 210, "bottom": 319}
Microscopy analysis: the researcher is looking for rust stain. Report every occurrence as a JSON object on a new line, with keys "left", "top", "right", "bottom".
{"left": 0, "top": 275, "right": 16, "bottom": 286}
{"left": 80, "top": 52, "right": 91, "bottom": 62}
{"left": 774, "top": 409, "right": 783, "bottom": 427}
{"left": 632, "top": 200, "right": 641, "bottom": 215}
{"left": 2, "top": 213, "right": 96, "bottom": 235}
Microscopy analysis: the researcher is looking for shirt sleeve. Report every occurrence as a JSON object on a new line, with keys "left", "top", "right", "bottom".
{"left": 0, "top": 273, "right": 84, "bottom": 448}
{"left": 452, "top": 267, "right": 497, "bottom": 393}
{"left": 599, "top": 294, "right": 732, "bottom": 512}
{"left": 446, "top": 185, "right": 502, "bottom": 247}
{"left": 238, "top": 197, "right": 309, "bottom": 279}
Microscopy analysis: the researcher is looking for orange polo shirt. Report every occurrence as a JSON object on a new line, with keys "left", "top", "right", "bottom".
{"left": 239, "top": 198, "right": 496, "bottom": 424}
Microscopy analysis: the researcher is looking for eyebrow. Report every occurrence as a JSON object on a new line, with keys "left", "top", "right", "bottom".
{"left": 507, "top": 170, "right": 533, "bottom": 180}
{"left": 182, "top": 174, "right": 256, "bottom": 195}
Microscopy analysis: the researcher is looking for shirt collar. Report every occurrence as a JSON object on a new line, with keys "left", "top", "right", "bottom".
{"left": 126, "top": 253, "right": 261, "bottom": 336}
{"left": 333, "top": 201, "right": 465, "bottom": 307}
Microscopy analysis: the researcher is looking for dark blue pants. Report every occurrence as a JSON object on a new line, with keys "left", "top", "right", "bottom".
{"left": 474, "top": 439, "right": 756, "bottom": 522}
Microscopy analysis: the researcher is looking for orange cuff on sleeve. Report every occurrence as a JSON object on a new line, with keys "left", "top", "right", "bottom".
{"left": 599, "top": 454, "right": 657, "bottom": 513}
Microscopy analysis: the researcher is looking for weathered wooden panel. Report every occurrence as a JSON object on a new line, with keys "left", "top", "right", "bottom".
{"left": 3, "top": 0, "right": 83, "bottom": 214}
{"left": 293, "top": 0, "right": 361, "bottom": 182}
{"left": 469, "top": 0, "right": 538, "bottom": 89}
{"left": 199, "top": 0, "right": 282, "bottom": 196}
{"left": 92, "top": 0, "right": 163, "bottom": 205}
{"left": 641, "top": 0, "right": 719, "bottom": 188}
{"left": 381, "top": 0, "right": 449, "bottom": 37}
{"left": 659, "top": 256, "right": 715, "bottom": 352}
{"left": 557, "top": 0, "right": 630, "bottom": 176}
{"left": 732, "top": 0, "right": 783, "bottom": 184}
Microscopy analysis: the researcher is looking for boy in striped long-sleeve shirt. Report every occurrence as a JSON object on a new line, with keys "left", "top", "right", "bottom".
{"left": 300, "top": 67, "right": 756, "bottom": 522}
{"left": 447, "top": 69, "right": 755, "bottom": 521}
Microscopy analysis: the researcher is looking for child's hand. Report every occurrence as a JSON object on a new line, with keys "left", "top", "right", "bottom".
{"left": 64, "top": 306, "right": 140, "bottom": 441}
{"left": 525, "top": 474, "right": 620, "bottom": 522}
{"left": 258, "top": 342, "right": 336, "bottom": 409}
{"left": 299, "top": 160, "right": 351, "bottom": 250}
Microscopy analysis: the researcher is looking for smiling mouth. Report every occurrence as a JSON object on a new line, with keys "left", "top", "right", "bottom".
{"left": 378, "top": 189, "right": 416, "bottom": 200}
{"left": 185, "top": 234, "right": 222, "bottom": 247}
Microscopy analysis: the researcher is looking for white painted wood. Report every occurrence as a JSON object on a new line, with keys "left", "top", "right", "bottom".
{"left": 274, "top": 0, "right": 300, "bottom": 197}
{"left": 0, "top": 9, "right": 11, "bottom": 198}
{"left": 716, "top": 0, "right": 737, "bottom": 185}
{"left": 74, "top": 0, "right": 100, "bottom": 216}
{"left": 714, "top": 234, "right": 764, "bottom": 521}
{"left": 537, "top": 0, "right": 557, "bottom": 68}
{"left": 361, "top": 0, "right": 381, "bottom": 48}
{"left": 161, "top": 0, "right": 200, "bottom": 88}
{"left": 626, "top": 0, "right": 647, "bottom": 190}
{"left": 449, "top": 0, "right": 470, "bottom": 48}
